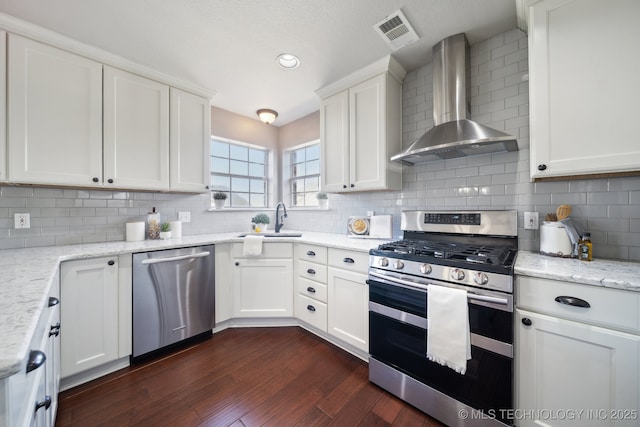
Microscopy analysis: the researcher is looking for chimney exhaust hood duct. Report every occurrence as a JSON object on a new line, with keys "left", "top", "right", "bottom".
{"left": 391, "top": 33, "right": 518, "bottom": 165}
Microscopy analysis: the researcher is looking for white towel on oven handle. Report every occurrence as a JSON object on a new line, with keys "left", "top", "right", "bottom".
{"left": 426, "top": 284, "right": 471, "bottom": 375}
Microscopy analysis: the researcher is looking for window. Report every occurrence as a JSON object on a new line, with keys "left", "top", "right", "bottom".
{"left": 288, "top": 142, "right": 320, "bottom": 207}
{"left": 210, "top": 138, "right": 268, "bottom": 207}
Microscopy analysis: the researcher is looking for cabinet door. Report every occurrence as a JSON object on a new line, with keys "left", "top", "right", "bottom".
{"left": 103, "top": 66, "right": 170, "bottom": 190}
{"left": 327, "top": 267, "right": 368, "bottom": 352}
{"left": 7, "top": 34, "right": 103, "bottom": 186}
{"left": 233, "top": 258, "right": 293, "bottom": 317}
{"left": 215, "top": 243, "right": 233, "bottom": 323}
{"left": 516, "top": 309, "right": 640, "bottom": 426}
{"left": 170, "top": 88, "right": 211, "bottom": 192}
{"left": 0, "top": 31, "right": 6, "bottom": 182}
{"left": 60, "top": 257, "right": 119, "bottom": 378}
{"left": 349, "top": 74, "right": 387, "bottom": 191}
{"left": 529, "top": 0, "right": 640, "bottom": 179}
{"left": 320, "top": 90, "right": 350, "bottom": 192}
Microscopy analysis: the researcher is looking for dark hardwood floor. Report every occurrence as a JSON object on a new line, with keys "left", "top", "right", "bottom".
{"left": 56, "top": 327, "right": 445, "bottom": 427}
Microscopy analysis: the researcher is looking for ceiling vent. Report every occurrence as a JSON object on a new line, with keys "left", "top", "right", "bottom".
{"left": 374, "top": 9, "right": 419, "bottom": 51}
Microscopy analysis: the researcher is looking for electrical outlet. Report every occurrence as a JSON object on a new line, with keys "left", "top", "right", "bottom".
{"left": 178, "top": 211, "right": 191, "bottom": 223}
{"left": 524, "top": 212, "right": 539, "bottom": 230}
{"left": 15, "top": 213, "right": 31, "bottom": 229}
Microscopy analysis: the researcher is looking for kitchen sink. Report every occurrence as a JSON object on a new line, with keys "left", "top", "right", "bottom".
{"left": 237, "top": 232, "right": 303, "bottom": 238}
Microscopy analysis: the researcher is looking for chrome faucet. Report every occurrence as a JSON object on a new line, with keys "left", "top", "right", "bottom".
{"left": 275, "top": 202, "right": 288, "bottom": 233}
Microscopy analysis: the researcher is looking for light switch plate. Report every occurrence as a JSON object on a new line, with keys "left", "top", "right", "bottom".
{"left": 15, "top": 213, "right": 30, "bottom": 229}
{"left": 524, "top": 212, "right": 538, "bottom": 230}
{"left": 178, "top": 211, "right": 191, "bottom": 223}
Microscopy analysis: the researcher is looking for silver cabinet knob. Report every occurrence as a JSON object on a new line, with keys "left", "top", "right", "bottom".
{"left": 378, "top": 258, "right": 389, "bottom": 267}
{"left": 472, "top": 271, "right": 489, "bottom": 285}
{"left": 393, "top": 260, "right": 404, "bottom": 270}
{"left": 420, "top": 264, "right": 432, "bottom": 274}
{"left": 450, "top": 268, "right": 465, "bottom": 281}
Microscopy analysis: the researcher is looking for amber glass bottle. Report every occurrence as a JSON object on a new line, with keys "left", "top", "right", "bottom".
{"left": 578, "top": 232, "right": 593, "bottom": 261}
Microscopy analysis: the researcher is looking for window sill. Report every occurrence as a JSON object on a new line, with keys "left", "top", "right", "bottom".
{"left": 207, "top": 207, "right": 330, "bottom": 212}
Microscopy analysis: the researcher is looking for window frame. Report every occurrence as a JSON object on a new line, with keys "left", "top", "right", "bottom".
{"left": 209, "top": 136, "right": 270, "bottom": 208}
{"left": 283, "top": 139, "right": 321, "bottom": 208}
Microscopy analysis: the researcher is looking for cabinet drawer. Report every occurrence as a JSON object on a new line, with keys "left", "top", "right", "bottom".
{"left": 328, "top": 248, "right": 369, "bottom": 273}
{"left": 295, "top": 244, "right": 328, "bottom": 264}
{"left": 297, "top": 260, "right": 327, "bottom": 284}
{"left": 517, "top": 276, "right": 640, "bottom": 334}
{"left": 296, "top": 277, "right": 328, "bottom": 303}
{"left": 295, "top": 293, "right": 328, "bottom": 332}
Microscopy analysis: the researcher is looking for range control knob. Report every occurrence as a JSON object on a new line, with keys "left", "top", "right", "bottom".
{"left": 472, "top": 271, "right": 489, "bottom": 285}
{"left": 420, "top": 264, "right": 432, "bottom": 275}
{"left": 450, "top": 268, "right": 465, "bottom": 281}
{"left": 393, "top": 260, "right": 405, "bottom": 270}
{"left": 377, "top": 258, "right": 389, "bottom": 267}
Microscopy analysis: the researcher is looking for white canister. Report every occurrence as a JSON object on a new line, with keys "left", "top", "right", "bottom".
{"left": 126, "top": 222, "right": 145, "bottom": 242}
{"left": 540, "top": 221, "right": 573, "bottom": 257}
{"left": 169, "top": 220, "right": 182, "bottom": 238}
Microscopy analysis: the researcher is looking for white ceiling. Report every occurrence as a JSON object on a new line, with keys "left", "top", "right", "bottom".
{"left": 0, "top": 0, "right": 517, "bottom": 126}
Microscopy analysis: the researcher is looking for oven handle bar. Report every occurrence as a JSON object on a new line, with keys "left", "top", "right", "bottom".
{"left": 369, "top": 301, "right": 513, "bottom": 359}
{"left": 368, "top": 271, "right": 510, "bottom": 307}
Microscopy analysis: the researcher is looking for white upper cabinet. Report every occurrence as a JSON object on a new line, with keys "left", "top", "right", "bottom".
{"left": 318, "top": 56, "right": 405, "bottom": 193}
{"left": 103, "top": 66, "right": 170, "bottom": 190}
{"left": 169, "top": 88, "right": 211, "bottom": 192}
{"left": 528, "top": 0, "right": 640, "bottom": 179}
{"left": 7, "top": 34, "right": 104, "bottom": 187}
{"left": 0, "top": 30, "right": 6, "bottom": 182}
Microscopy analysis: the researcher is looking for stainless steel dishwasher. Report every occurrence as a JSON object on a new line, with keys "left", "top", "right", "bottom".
{"left": 132, "top": 245, "right": 215, "bottom": 359}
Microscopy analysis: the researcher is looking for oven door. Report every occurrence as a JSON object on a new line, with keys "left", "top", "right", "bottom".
{"left": 368, "top": 273, "right": 513, "bottom": 423}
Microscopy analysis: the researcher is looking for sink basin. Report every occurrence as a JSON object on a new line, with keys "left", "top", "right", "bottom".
{"left": 237, "top": 232, "right": 303, "bottom": 238}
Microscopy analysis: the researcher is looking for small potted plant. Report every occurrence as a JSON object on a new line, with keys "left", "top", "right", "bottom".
{"left": 251, "top": 213, "right": 270, "bottom": 233}
{"left": 159, "top": 222, "right": 171, "bottom": 239}
{"left": 316, "top": 192, "right": 329, "bottom": 209}
{"left": 213, "top": 192, "right": 227, "bottom": 209}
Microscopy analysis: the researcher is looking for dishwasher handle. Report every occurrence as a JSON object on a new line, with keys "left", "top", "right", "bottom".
{"left": 140, "top": 251, "right": 211, "bottom": 265}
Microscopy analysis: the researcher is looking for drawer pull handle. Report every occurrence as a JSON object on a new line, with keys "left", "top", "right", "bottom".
{"left": 306, "top": 250, "right": 316, "bottom": 256}
{"left": 108, "top": 260, "right": 115, "bottom": 266}
{"left": 554, "top": 295, "right": 591, "bottom": 308}
{"left": 48, "top": 297, "right": 59, "bottom": 307}
{"left": 343, "top": 257, "right": 355, "bottom": 264}
{"left": 35, "top": 396, "right": 52, "bottom": 412}
{"left": 521, "top": 318, "right": 532, "bottom": 326}
{"left": 306, "top": 286, "right": 316, "bottom": 293}
{"left": 307, "top": 305, "right": 316, "bottom": 312}
{"left": 26, "top": 350, "right": 46, "bottom": 373}
{"left": 307, "top": 268, "right": 316, "bottom": 275}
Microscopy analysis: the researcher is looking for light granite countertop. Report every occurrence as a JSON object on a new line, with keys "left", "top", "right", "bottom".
{"left": 515, "top": 251, "right": 640, "bottom": 292}
{"left": 0, "top": 231, "right": 389, "bottom": 379}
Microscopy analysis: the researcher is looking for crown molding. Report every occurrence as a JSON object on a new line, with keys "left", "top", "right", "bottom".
{"left": 315, "top": 55, "right": 407, "bottom": 99}
{"left": 0, "top": 12, "right": 216, "bottom": 99}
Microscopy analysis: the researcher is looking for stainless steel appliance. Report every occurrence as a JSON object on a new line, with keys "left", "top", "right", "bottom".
{"left": 368, "top": 210, "right": 518, "bottom": 426}
{"left": 132, "top": 245, "right": 215, "bottom": 360}
{"left": 391, "top": 33, "right": 518, "bottom": 164}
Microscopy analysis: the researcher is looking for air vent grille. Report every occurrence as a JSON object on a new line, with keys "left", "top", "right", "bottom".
{"left": 374, "top": 9, "right": 419, "bottom": 51}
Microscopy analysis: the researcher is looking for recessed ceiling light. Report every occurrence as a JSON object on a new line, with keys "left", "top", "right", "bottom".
{"left": 277, "top": 53, "right": 300, "bottom": 69}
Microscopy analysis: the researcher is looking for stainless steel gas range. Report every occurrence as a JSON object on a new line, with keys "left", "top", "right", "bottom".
{"left": 368, "top": 210, "right": 518, "bottom": 427}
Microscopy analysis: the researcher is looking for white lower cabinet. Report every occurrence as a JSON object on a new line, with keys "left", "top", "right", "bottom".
{"left": 516, "top": 276, "right": 640, "bottom": 426}
{"left": 327, "top": 248, "right": 369, "bottom": 352}
{"left": 0, "top": 273, "right": 60, "bottom": 427}
{"left": 294, "top": 244, "right": 329, "bottom": 332}
{"left": 0, "top": 30, "right": 6, "bottom": 182}
{"left": 60, "top": 257, "right": 119, "bottom": 378}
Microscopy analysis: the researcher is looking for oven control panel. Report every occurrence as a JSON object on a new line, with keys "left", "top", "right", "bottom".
{"left": 424, "top": 213, "right": 480, "bottom": 225}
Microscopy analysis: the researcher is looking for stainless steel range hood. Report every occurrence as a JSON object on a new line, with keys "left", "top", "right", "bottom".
{"left": 392, "top": 33, "right": 518, "bottom": 165}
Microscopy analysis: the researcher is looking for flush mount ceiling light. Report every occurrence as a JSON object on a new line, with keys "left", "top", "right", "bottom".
{"left": 277, "top": 53, "right": 300, "bottom": 69}
{"left": 257, "top": 109, "right": 278, "bottom": 125}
